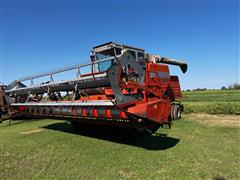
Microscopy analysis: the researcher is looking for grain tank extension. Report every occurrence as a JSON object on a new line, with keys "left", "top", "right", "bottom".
{"left": 3, "top": 42, "right": 187, "bottom": 133}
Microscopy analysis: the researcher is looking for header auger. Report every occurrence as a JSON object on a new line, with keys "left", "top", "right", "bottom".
{"left": 2, "top": 42, "right": 187, "bottom": 134}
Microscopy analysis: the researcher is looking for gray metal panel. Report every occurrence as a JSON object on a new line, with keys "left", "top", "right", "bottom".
{"left": 61, "top": 106, "right": 72, "bottom": 115}
{"left": 107, "top": 64, "right": 135, "bottom": 104}
{"left": 119, "top": 51, "right": 145, "bottom": 84}
{"left": 10, "top": 100, "right": 114, "bottom": 106}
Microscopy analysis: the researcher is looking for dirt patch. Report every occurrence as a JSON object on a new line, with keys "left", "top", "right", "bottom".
{"left": 20, "top": 129, "right": 43, "bottom": 135}
{"left": 183, "top": 113, "right": 240, "bottom": 127}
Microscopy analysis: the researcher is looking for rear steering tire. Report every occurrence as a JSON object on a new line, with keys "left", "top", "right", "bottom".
{"left": 170, "top": 104, "right": 182, "bottom": 120}
{"left": 173, "top": 105, "right": 182, "bottom": 120}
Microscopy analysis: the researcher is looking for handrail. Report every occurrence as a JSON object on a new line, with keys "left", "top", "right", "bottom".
{"left": 16, "top": 57, "right": 115, "bottom": 82}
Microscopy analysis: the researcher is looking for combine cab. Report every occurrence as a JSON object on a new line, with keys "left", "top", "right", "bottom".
{"left": 3, "top": 42, "right": 187, "bottom": 134}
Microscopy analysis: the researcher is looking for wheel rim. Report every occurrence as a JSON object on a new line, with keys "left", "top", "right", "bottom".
{"left": 177, "top": 108, "right": 181, "bottom": 119}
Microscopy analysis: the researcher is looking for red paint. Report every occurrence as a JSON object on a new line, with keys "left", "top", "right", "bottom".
{"left": 93, "top": 107, "right": 98, "bottom": 117}
{"left": 81, "top": 107, "right": 87, "bottom": 117}
{"left": 119, "top": 110, "right": 128, "bottom": 119}
{"left": 71, "top": 107, "right": 77, "bottom": 118}
{"left": 18, "top": 106, "right": 27, "bottom": 111}
{"left": 105, "top": 107, "right": 111, "bottom": 118}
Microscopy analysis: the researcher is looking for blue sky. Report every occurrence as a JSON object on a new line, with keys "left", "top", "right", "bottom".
{"left": 1, "top": 0, "right": 239, "bottom": 90}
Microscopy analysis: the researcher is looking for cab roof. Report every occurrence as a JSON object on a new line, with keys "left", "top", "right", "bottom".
{"left": 93, "top": 42, "right": 145, "bottom": 53}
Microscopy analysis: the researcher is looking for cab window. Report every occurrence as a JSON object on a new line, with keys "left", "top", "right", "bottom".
{"left": 115, "top": 48, "right": 122, "bottom": 56}
{"left": 129, "top": 50, "right": 136, "bottom": 60}
{"left": 137, "top": 52, "right": 144, "bottom": 61}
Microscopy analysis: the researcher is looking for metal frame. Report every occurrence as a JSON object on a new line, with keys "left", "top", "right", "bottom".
{"left": 11, "top": 100, "right": 114, "bottom": 106}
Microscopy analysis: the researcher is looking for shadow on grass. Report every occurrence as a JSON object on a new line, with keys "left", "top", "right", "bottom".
{"left": 42, "top": 122, "right": 180, "bottom": 150}
{"left": 0, "top": 118, "right": 43, "bottom": 126}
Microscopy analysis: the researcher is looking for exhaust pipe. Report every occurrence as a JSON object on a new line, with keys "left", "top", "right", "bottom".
{"left": 148, "top": 55, "right": 188, "bottom": 73}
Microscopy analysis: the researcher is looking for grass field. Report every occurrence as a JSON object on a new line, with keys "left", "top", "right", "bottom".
{"left": 182, "top": 90, "right": 240, "bottom": 115}
{"left": 1, "top": 115, "right": 239, "bottom": 179}
{"left": 183, "top": 89, "right": 240, "bottom": 102}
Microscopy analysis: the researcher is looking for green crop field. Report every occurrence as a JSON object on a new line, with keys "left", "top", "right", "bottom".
{"left": 0, "top": 115, "right": 239, "bottom": 179}
{"left": 183, "top": 89, "right": 240, "bottom": 102}
{"left": 182, "top": 90, "right": 240, "bottom": 115}
{"left": 1, "top": 89, "right": 239, "bottom": 179}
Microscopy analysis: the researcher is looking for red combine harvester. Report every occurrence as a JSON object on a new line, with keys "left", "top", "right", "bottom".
{"left": 2, "top": 42, "right": 187, "bottom": 134}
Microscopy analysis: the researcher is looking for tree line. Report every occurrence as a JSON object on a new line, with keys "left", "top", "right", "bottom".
{"left": 183, "top": 83, "right": 240, "bottom": 92}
